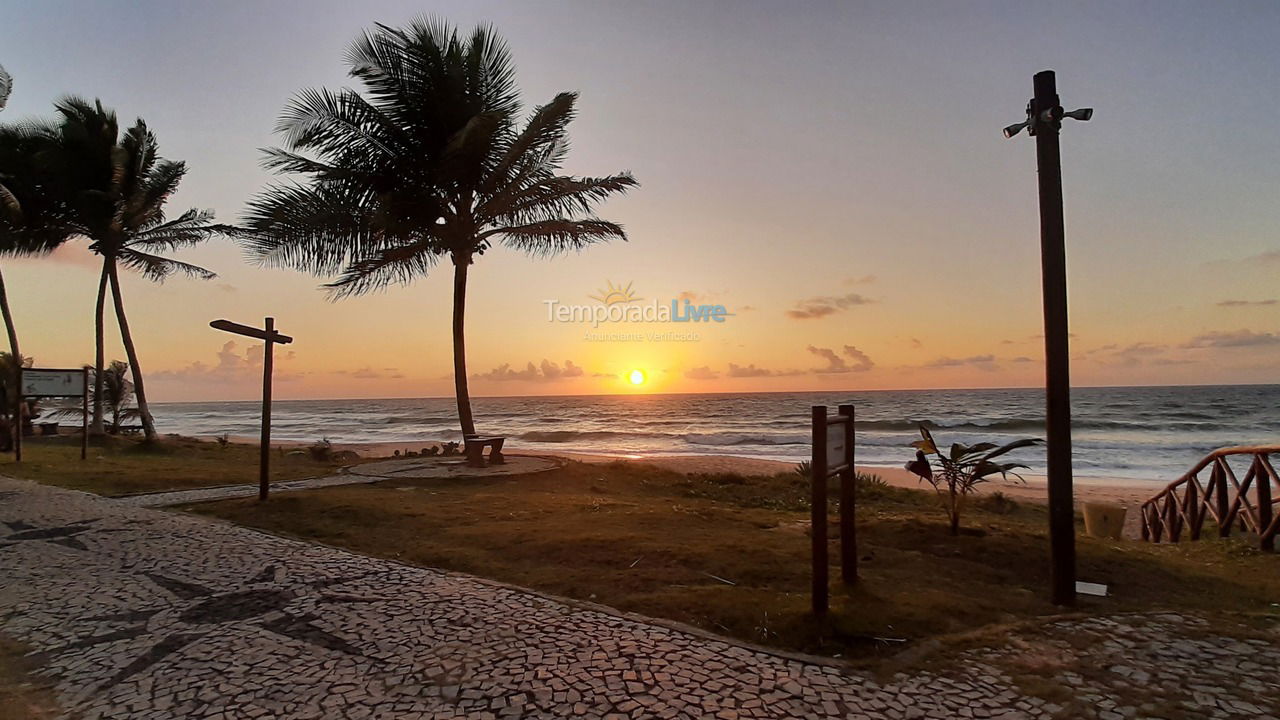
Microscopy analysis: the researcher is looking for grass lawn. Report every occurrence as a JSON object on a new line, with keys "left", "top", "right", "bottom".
{"left": 189, "top": 459, "right": 1280, "bottom": 661}
{"left": 0, "top": 435, "right": 349, "bottom": 496}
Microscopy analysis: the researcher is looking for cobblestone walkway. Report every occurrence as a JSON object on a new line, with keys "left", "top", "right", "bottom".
{"left": 2, "top": 476, "right": 1276, "bottom": 719}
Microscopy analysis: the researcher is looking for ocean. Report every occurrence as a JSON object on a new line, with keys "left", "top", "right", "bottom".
{"left": 153, "top": 385, "right": 1279, "bottom": 484}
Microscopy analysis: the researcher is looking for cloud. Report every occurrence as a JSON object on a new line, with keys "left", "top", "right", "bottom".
{"left": 922, "top": 354, "right": 997, "bottom": 370}
{"left": 1182, "top": 329, "right": 1280, "bottom": 348}
{"left": 908, "top": 337, "right": 922, "bottom": 349}
{"left": 1217, "top": 299, "right": 1277, "bottom": 307}
{"left": 725, "top": 363, "right": 804, "bottom": 378}
{"left": 1011, "top": 356, "right": 1034, "bottom": 363}
{"left": 154, "top": 341, "right": 302, "bottom": 383}
{"left": 684, "top": 366, "right": 720, "bottom": 380}
{"left": 808, "top": 344, "right": 874, "bottom": 373}
{"left": 786, "top": 293, "right": 874, "bottom": 319}
{"left": 1248, "top": 249, "right": 1280, "bottom": 265}
{"left": 677, "top": 290, "right": 703, "bottom": 302}
{"left": 841, "top": 275, "right": 877, "bottom": 286}
{"left": 334, "top": 367, "right": 405, "bottom": 380}
{"left": 474, "top": 359, "right": 584, "bottom": 382}
{"left": 215, "top": 283, "right": 237, "bottom": 293}
{"left": 738, "top": 305, "right": 757, "bottom": 312}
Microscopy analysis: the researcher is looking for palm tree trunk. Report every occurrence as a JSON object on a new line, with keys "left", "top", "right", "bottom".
{"left": 0, "top": 263, "right": 21, "bottom": 457}
{"left": 106, "top": 260, "right": 156, "bottom": 442}
{"left": 90, "top": 262, "right": 108, "bottom": 435}
{"left": 451, "top": 254, "right": 477, "bottom": 438}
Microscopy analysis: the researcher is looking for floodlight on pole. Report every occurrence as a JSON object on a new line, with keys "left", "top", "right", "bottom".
{"left": 1004, "top": 70, "right": 1092, "bottom": 607}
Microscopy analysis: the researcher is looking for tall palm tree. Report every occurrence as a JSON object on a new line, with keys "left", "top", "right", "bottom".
{"left": 241, "top": 18, "right": 637, "bottom": 437}
{"left": 51, "top": 98, "right": 224, "bottom": 442}
{"left": 0, "top": 66, "right": 82, "bottom": 452}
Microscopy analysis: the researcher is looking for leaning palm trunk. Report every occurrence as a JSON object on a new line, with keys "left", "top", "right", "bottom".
{"left": 90, "top": 263, "right": 108, "bottom": 435}
{"left": 0, "top": 264, "right": 20, "bottom": 450}
{"left": 106, "top": 261, "right": 155, "bottom": 441}
{"left": 451, "top": 255, "right": 477, "bottom": 438}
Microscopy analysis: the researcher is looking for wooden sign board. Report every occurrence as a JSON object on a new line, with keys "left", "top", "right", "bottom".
{"left": 22, "top": 369, "right": 87, "bottom": 397}
{"left": 826, "top": 421, "right": 847, "bottom": 471}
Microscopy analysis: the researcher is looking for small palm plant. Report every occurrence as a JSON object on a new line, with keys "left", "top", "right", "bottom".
{"left": 52, "top": 361, "right": 139, "bottom": 434}
{"left": 904, "top": 426, "right": 1041, "bottom": 536}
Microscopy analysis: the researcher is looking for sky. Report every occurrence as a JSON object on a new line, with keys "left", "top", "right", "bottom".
{"left": 1, "top": 0, "right": 1277, "bottom": 402}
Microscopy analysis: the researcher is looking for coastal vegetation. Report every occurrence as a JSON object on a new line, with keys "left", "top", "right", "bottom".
{"left": 239, "top": 18, "right": 637, "bottom": 437}
{"left": 905, "top": 426, "right": 1043, "bottom": 535}
{"left": 0, "top": 435, "right": 349, "bottom": 496}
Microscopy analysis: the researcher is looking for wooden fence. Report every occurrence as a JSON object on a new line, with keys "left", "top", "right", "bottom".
{"left": 1140, "top": 446, "right": 1280, "bottom": 550}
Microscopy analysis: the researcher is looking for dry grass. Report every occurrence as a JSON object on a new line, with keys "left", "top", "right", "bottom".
{"left": 0, "top": 636, "right": 59, "bottom": 720}
{"left": 0, "top": 435, "right": 348, "bottom": 496}
{"left": 190, "top": 459, "right": 1280, "bottom": 660}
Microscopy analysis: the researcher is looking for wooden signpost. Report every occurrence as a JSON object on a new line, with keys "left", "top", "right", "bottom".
{"left": 19, "top": 367, "right": 89, "bottom": 460}
{"left": 210, "top": 317, "right": 292, "bottom": 501}
{"left": 810, "top": 404, "right": 857, "bottom": 619}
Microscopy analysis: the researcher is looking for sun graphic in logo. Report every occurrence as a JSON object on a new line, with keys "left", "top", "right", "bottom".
{"left": 590, "top": 280, "right": 641, "bottom": 306}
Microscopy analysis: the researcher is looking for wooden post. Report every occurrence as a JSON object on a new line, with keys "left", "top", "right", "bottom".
{"left": 1031, "top": 70, "right": 1077, "bottom": 606}
{"left": 259, "top": 317, "right": 274, "bottom": 501}
{"left": 838, "top": 404, "right": 857, "bottom": 586}
{"left": 1257, "top": 455, "right": 1273, "bottom": 552}
{"left": 13, "top": 371, "right": 21, "bottom": 463}
{"left": 210, "top": 317, "right": 292, "bottom": 502}
{"left": 810, "top": 405, "right": 828, "bottom": 619}
{"left": 80, "top": 366, "right": 88, "bottom": 460}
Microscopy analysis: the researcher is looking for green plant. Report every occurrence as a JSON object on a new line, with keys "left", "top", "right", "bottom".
{"left": 904, "top": 425, "right": 1041, "bottom": 536}
{"left": 50, "top": 361, "right": 139, "bottom": 434}
{"left": 239, "top": 18, "right": 637, "bottom": 438}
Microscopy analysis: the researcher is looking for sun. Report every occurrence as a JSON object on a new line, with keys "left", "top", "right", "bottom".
{"left": 628, "top": 369, "right": 646, "bottom": 386}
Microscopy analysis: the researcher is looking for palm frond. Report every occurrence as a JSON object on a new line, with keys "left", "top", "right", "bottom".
{"left": 0, "top": 64, "right": 12, "bottom": 112}
{"left": 323, "top": 240, "right": 446, "bottom": 298}
{"left": 117, "top": 247, "right": 216, "bottom": 282}
{"left": 480, "top": 173, "right": 638, "bottom": 225}
{"left": 495, "top": 218, "right": 627, "bottom": 257}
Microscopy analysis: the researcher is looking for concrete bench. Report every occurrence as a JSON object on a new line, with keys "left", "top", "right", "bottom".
{"left": 463, "top": 436, "right": 505, "bottom": 467}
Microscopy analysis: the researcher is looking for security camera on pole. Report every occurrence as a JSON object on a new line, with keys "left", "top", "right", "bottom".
{"left": 1004, "top": 70, "right": 1092, "bottom": 607}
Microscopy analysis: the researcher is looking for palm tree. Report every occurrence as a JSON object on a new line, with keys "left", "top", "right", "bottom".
{"left": 0, "top": 66, "right": 82, "bottom": 452}
{"left": 50, "top": 98, "right": 224, "bottom": 442}
{"left": 241, "top": 18, "right": 636, "bottom": 437}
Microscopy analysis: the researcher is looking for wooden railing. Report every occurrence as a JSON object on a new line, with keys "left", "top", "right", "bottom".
{"left": 1141, "top": 446, "right": 1280, "bottom": 550}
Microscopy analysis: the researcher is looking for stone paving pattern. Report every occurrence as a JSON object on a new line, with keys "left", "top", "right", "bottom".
{"left": 2, "top": 476, "right": 1276, "bottom": 719}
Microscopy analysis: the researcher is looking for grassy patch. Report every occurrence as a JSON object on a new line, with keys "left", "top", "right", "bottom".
{"left": 0, "top": 636, "right": 59, "bottom": 720}
{"left": 0, "top": 435, "right": 349, "bottom": 496}
{"left": 189, "top": 459, "right": 1280, "bottom": 660}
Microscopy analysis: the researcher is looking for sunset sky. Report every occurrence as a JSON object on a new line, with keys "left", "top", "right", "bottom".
{"left": 1, "top": 0, "right": 1277, "bottom": 402}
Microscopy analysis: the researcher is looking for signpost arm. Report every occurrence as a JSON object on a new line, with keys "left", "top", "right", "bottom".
{"left": 838, "top": 404, "right": 857, "bottom": 586}
{"left": 81, "top": 367, "right": 88, "bottom": 460}
{"left": 259, "top": 317, "right": 274, "bottom": 501}
{"left": 810, "top": 405, "right": 829, "bottom": 619}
